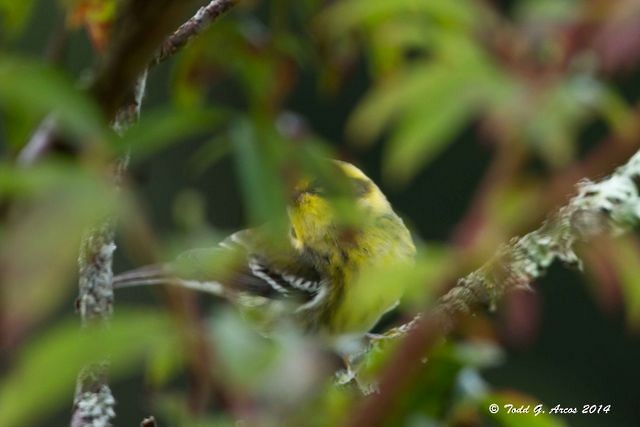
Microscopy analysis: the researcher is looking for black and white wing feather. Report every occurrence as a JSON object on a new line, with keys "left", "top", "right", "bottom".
{"left": 113, "top": 229, "right": 328, "bottom": 311}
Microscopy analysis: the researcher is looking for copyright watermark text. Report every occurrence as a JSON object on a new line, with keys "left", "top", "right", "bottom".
{"left": 488, "top": 403, "right": 611, "bottom": 416}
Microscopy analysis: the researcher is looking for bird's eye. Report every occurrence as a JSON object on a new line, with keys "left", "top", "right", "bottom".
{"left": 350, "top": 178, "right": 371, "bottom": 197}
{"left": 307, "top": 180, "right": 325, "bottom": 196}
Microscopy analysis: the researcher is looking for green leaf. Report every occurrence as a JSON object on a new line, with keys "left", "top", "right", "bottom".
{"left": 606, "top": 237, "right": 640, "bottom": 326}
{"left": 348, "top": 30, "right": 496, "bottom": 147}
{"left": 360, "top": 341, "right": 468, "bottom": 423}
{"left": 0, "top": 101, "right": 41, "bottom": 150}
{"left": 188, "top": 135, "right": 232, "bottom": 176}
{"left": 154, "top": 393, "right": 236, "bottom": 427}
{"left": 347, "top": 64, "right": 448, "bottom": 144}
{"left": 525, "top": 75, "right": 601, "bottom": 167}
{"left": 115, "top": 107, "right": 226, "bottom": 163}
{"left": 209, "top": 307, "right": 279, "bottom": 388}
{"left": 401, "top": 245, "right": 454, "bottom": 307}
{"left": 0, "top": 57, "right": 105, "bottom": 142}
{"left": 317, "top": 0, "right": 475, "bottom": 39}
{"left": 594, "top": 85, "right": 635, "bottom": 142}
{"left": 230, "top": 118, "right": 288, "bottom": 231}
{"left": 0, "top": 0, "right": 34, "bottom": 37}
{"left": 367, "top": 20, "right": 435, "bottom": 76}
{"left": 145, "top": 332, "right": 185, "bottom": 387}
{"left": 0, "top": 162, "right": 120, "bottom": 329}
{"left": 0, "top": 310, "right": 177, "bottom": 427}
{"left": 383, "top": 79, "right": 477, "bottom": 183}
{"left": 516, "top": 0, "right": 578, "bottom": 24}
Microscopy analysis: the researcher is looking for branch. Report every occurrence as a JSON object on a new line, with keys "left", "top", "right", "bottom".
{"left": 16, "top": 115, "right": 58, "bottom": 166}
{"left": 71, "top": 0, "right": 176, "bottom": 419}
{"left": 71, "top": 70, "right": 148, "bottom": 425}
{"left": 349, "top": 149, "right": 640, "bottom": 426}
{"left": 76, "top": 221, "right": 117, "bottom": 326}
{"left": 18, "top": 0, "right": 236, "bottom": 164}
{"left": 152, "top": 0, "right": 237, "bottom": 67}
{"left": 87, "top": 0, "right": 201, "bottom": 120}
{"left": 70, "top": 364, "right": 115, "bottom": 427}
{"left": 68, "top": 0, "right": 239, "bottom": 423}
{"left": 70, "top": 58, "right": 151, "bottom": 427}
{"left": 74, "top": 69, "right": 147, "bottom": 326}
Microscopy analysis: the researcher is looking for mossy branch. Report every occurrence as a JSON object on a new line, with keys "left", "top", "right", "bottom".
{"left": 350, "top": 150, "right": 640, "bottom": 426}
{"left": 69, "top": 1, "right": 236, "bottom": 425}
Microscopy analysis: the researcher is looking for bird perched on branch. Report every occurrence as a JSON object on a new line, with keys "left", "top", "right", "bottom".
{"left": 114, "top": 160, "right": 415, "bottom": 348}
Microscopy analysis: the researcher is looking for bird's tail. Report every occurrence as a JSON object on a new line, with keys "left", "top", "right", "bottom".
{"left": 113, "top": 264, "right": 166, "bottom": 287}
{"left": 113, "top": 264, "right": 227, "bottom": 297}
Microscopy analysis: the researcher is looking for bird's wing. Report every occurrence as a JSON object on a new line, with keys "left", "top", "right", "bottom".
{"left": 113, "top": 229, "right": 327, "bottom": 307}
{"left": 215, "top": 229, "right": 327, "bottom": 302}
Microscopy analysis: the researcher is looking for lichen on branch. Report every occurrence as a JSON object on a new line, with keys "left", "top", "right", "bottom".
{"left": 351, "top": 149, "right": 640, "bottom": 427}
{"left": 436, "top": 150, "right": 640, "bottom": 327}
{"left": 77, "top": 223, "right": 117, "bottom": 325}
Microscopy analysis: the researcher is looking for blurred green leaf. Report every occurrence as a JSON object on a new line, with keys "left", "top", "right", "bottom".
{"left": 115, "top": 108, "right": 226, "bottom": 163}
{"left": 597, "top": 86, "right": 636, "bottom": 141}
{"left": 154, "top": 393, "right": 235, "bottom": 427}
{"left": 347, "top": 64, "right": 445, "bottom": 144}
{"left": 0, "top": 309, "right": 176, "bottom": 427}
{"left": 210, "top": 307, "right": 279, "bottom": 388}
{"left": 145, "top": 331, "right": 185, "bottom": 387}
{"left": 0, "top": 162, "right": 121, "bottom": 331}
{"left": 516, "top": 0, "right": 578, "bottom": 24}
{"left": 189, "top": 135, "right": 232, "bottom": 176}
{"left": 383, "top": 83, "right": 476, "bottom": 183}
{"left": 526, "top": 75, "right": 602, "bottom": 167}
{"left": 0, "top": 102, "right": 41, "bottom": 150}
{"left": 490, "top": 181, "right": 539, "bottom": 224}
{"left": 0, "top": 0, "right": 34, "bottom": 37}
{"left": 0, "top": 57, "right": 105, "bottom": 143}
{"left": 210, "top": 307, "right": 330, "bottom": 408}
{"left": 230, "top": 118, "right": 288, "bottom": 231}
{"left": 401, "top": 246, "right": 454, "bottom": 308}
{"left": 172, "top": 189, "right": 209, "bottom": 231}
{"left": 347, "top": 28, "right": 509, "bottom": 182}
{"left": 607, "top": 237, "right": 640, "bottom": 326}
{"left": 0, "top": 160, "right": 98, "bottom": 196}
{"left": 367, "top": 20, "right": 434, "bottom": 76}
{"left": 317, "top": 0, "right": 475, "bottom": 39}
{"left": 367, "top": 341, "right": 468, "bottom": 423}
{"left": 345, "top": 252, "right": 438, "bottom": 332}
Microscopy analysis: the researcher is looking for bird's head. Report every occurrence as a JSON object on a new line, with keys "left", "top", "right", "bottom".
{"left": 287, "top": 160, "right": 391, "bottom": 253}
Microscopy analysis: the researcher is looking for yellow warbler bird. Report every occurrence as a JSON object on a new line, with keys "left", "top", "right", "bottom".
{"left": 114, "top": 160, "right": 415, "bottom": 347}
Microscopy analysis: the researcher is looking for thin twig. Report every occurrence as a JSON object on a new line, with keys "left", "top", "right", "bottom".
{"left": 16, "top": 115, "right": 58, "bottom": 166}
{"left": 18, "top": 0, "right": 235, "bottom": 163}
{"left": 153, "top": 0, "right": 237, "bottom": 67}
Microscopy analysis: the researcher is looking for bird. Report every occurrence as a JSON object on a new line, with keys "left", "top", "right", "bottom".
{"left": 114, "top": 160, "right": 416, "bottom": 353}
